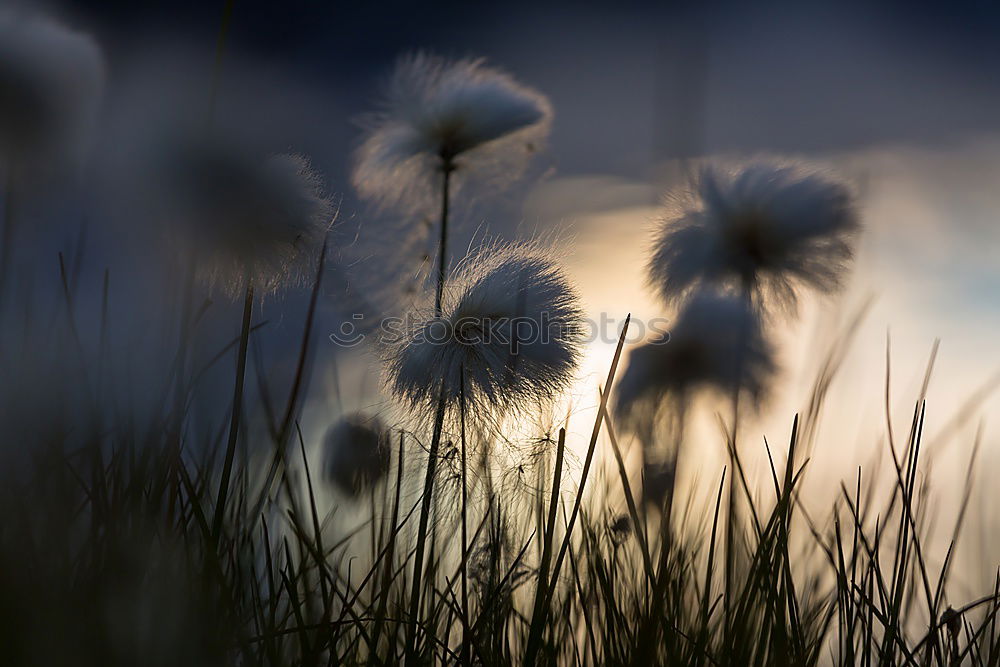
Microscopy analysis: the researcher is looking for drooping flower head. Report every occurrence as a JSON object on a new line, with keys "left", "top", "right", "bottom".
{"left": 352, "top": 53, "right": 552, "bottom": 214}
{"left": 0, "top": 10, "right": 105, "bottom": 169}
{"left": 640, "top": 457, "right": 677, "bottom": 509}
{"left": 608, "top": 514, "right": 633, "bottom": 547}
{"left": 648, "top": 158, "right": 859, "bottom": 310}
{"left": 155, "top": 135, "right": 333, "bottom": 296}
{"left": 615, "top": 289, "right": 776, "bottom": 424}
{"left": 322, "top": 413, "right": 391, "bottom": 496}
{"left": 386, "top": 242, "right": 583, "bottom": 418}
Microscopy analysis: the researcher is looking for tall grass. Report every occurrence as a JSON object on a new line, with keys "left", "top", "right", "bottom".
{"left": 0, "top": 13, "right": 996, "bottom": 665}
{"left": 0, "top": 256, "right": 996, "bottom": 666}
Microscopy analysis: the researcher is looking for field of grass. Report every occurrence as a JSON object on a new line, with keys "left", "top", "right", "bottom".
{"left": 0, "top": 263, "right": 995, "bottom": 666}
{"left": 1, "top": 7, "right": 999, "bottom": 666}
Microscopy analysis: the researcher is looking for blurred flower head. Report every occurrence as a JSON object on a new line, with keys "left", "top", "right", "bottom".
{"left": 615, "top": 289, "right": 776, "bottom": 424}
{"left": 155, "top": 135, "right": 333, "bottom": 296}
{"left": 322, "top": 413, "right": 391, "bottom": 496}
{"left": 0, "top": 10, "right": 105, "bottom": 171}
{"left": 608, "top": 514, "right": 632, "bottom": 546}
{"left": 352, "top": 52, "right": 551, "bottom": 214}
{"left": 648, "top": 158, "right": 859, "bottom": 311}
{"left": 641, "top": 457, "right": 677, "bottom": 508}
{"left": 386, "top": 242, "right": 583, "bottom": 418}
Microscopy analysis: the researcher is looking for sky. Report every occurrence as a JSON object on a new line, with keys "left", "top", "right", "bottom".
{"left": 58, "top": 0, "right": 1000, "bottom": 170}
{"left": 22, "top": 0, "right": 1000, "bottom": 579}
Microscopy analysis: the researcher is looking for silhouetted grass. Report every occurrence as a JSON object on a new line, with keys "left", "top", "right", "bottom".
{"left": 0, "top": 259, "right": 997, "bottom": 667}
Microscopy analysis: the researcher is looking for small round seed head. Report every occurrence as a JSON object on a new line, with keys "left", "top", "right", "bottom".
{"left": 322, "top": 413, "right": 391, "bottom": 497}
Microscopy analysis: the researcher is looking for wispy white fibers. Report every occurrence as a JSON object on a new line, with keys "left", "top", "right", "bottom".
{"left": 323, "top": 413, "right": 391, "bottom": 496}
{"left": 648, "top": 158, "right": 859, "bottom": 310}
{"left": 155, "top": 136, "right": 333, "bottom": 296}
{"left": 615, "top": 289, "right": 776, "bottom": 423}
{"left": 0, "top": 10, "right": 105, "bottom": 170}
{"left": 352, "top": 53, "right": 552, "bottom": 215}
{"left": 386, "top": 242, "right": 584, "bottom": 418}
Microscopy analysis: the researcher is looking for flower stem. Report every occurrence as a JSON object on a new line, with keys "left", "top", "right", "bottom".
{"left": 207, "top": 0, "right": 236, "bottom": 126}
{"left": 527, "top": 314, "right": 631, "bottom": 666}
{"left": 405, "top": 159, "right": 455, "bottom": 662}
{"left": 167, "top": 261, "right": 196, "bottom": 523}
{"left": 434, "top": 163, "right": 454, "bottom": 316}
{"left": 250, "top": 241, "right": 328, "bottom": 517}
{"left": 404, "top": 390, "right": 447, "bottom": 663}
{"left": 660, "top": 392, "right": 688, "bottom": 537}
{"left": 724, "top": 280, "right": 754, "bottom": 644}
{"left": 523, "top": 427, "right": 567, "bottom": 666}
{"left": 212, "top": 283, "right": 254, "bottom": 541}
{"left": 459, "top": 366, "right": 470, "bottom": 664}
{"left": 0, "top": 167, "right": 18, "bottom": 307}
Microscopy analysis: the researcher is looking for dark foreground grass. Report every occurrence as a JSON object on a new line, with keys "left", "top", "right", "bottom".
{"left": 0, "top": 273, "right": 997, "bottom": 667}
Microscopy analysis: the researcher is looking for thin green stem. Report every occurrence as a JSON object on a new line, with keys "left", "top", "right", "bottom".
{"left": 213, "top": 283, "right": 254, "bottom": 541}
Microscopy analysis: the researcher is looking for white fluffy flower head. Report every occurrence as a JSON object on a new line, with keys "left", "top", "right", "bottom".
{"left": 352, "top": 53, "right": 552, "bottom": 213}
{"left": 387, "top": 242, "right": 583, "bottom": 418}
{"left": 615, "top": 289, "right": 776, "bottom": 422}
{"left": 158, "top": 137, "right": 333, "bottom": 296}
{"left": 648, "top": 158, "right": 859, "bottom": 310}
{"left": 0, "top": 10, "right": 104, "bottom": 168}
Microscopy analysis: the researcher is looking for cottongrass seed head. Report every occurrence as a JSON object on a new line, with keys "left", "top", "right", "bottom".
{"left": 0, "top": 10, "right": 105, "bottom": 170}
{"left": 615, "top": 289, "right": 776, "bottom": 423}
{"left": 352, "top": 52, "right": 552, "bottom": 214}
{"left": 158, "top": 136, "right": 333, "bottom": 296}
{"left": 648, "top": 158, "right": 860, "bottom": 311}
{"left": 386, "top": 242, "right": 584, "bottom": 419}
{"left": 322, "top": 413, "right": 391, "bottom": 497}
